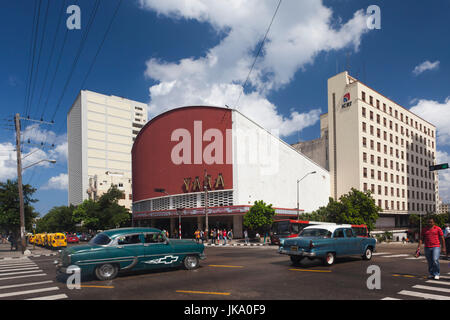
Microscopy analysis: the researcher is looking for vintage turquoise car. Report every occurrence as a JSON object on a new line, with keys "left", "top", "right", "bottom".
{"left": 55, "top": 227, "right": 206, "bottom": 280}
{"left": 278, "top": 225, "right": 376, "bottom": 266}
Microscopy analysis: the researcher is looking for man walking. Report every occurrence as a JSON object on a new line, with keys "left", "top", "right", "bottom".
{"left": 444, "top": 224, "right": 450, "bottom": 260}
{"left": 417, "top": 217, "right": 446, "bottom": 280}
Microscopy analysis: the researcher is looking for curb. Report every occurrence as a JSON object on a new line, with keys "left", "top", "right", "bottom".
{"left": 204, "top": 243, "right": 272, "bottom": 247}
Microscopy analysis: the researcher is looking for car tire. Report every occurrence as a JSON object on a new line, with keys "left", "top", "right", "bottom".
{"left": 95, "top": 263, "right": 119, "bottom": 281}
{"left": 324, "top": 252, "right": 335, "bottom": 266}
{"left": 362, "top": 247, "right": 373, "bottom": 261}
{"left": 183, "top": 255, "right": 200, "bottom": 270}
{"left": 290, "top": 256, "right": 304, "bottom": 266}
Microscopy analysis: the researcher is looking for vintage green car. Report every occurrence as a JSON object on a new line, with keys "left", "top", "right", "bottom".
{"left": 55, "top": 227, "right": 206, "bottom": 280}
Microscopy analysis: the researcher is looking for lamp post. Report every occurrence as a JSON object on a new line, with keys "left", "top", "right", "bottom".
{"left": 204, "top": 169, "right": 209, "bottom": 241}
{"left": 296, "top": 171, "right": 317, "bottom": 220}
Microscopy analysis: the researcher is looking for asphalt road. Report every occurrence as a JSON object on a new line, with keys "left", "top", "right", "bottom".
{"left": 0, "top": 243, "right": 448, "bottom": 302}
{"left": 0, "top": 245, "right": 450, "bottom": 303}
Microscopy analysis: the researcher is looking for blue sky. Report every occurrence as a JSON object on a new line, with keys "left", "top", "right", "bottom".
{"left": 1, "top": 0, "right": 450, "bottom": 215}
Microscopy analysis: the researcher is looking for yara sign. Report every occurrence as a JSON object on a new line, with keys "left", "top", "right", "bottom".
{"left": 170, "top": 121, "right": 280, "bottom": 175}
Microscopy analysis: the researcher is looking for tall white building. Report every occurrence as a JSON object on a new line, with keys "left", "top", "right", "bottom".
{"left": 327, "top": 72, "right": 438, "bottom": 228}
{"left": 67, "top": 90, "right": 147, "bottom": 209}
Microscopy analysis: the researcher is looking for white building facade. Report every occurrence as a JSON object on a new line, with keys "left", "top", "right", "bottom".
{"left": 131, "top": 106, "right": 330, "bottom": 238}
{"left": 67, "top": 90, "right": 147, "bottom": 209}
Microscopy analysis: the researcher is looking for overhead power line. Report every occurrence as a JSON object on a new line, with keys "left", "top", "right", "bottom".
{"left": 234, "top": 0, "right": 282, "bottom": 109}
{"left": 50, "top": 0, "right": 101, "bottom": 122}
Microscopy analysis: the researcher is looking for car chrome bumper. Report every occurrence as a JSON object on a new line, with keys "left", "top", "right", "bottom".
{"left": 199, "top": 253, "right": 207, "bottom": 260}
{"left": 278, "top": 249, "right": 316, "bottom": 257}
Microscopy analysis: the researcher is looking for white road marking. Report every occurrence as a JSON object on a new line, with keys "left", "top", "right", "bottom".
{"left": 381, "top": 297, "right": 401, "bottom": 300}
{"left": 0, "top": 280, "right": 54, "bottom": 290}
{"left": 412, "top": 285, "right": 450, "bottom": 293}
{"left": 0, "top": 263, "right": 38, "bottom": 269}
{"left": 0, "top": 274, "right": 47, "bottom": 281}
{"left": 398, "top": 290, "right": 450, "bottom": 300}
{"left": 426, "top": 280, "right": 450, "bottom": 286}
{"left": 380, "top": 254, "right": 410, "bottom": 258}
{"left": 26, "top": 293, "right": 68, "bottom": 300}
{"left": 0, "top": 267, "right": 39, "bottom": 273}
{"left": 0, "top": 270, "right": 42, "bottom": 277}
{"left": 372, "top": 252, "right": 390, "bottom": 256}
{"left": 0, "top": 286, "right": 60, "bottom": 298}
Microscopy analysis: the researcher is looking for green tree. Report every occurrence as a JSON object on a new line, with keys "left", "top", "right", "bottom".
{"left": 72, "top": 185, "right": 130, "bottom": 231}
{"left": 243, "top": 200, "right": 275, "bottom": 234}
{"left": 0, "top": 180, "right": 38, "bottom": 235}
{"left": 304, "top": 188, "right": 381, "bottom": 231}
{"left": 37, "top": 205, "right": 77, "bottom": 233}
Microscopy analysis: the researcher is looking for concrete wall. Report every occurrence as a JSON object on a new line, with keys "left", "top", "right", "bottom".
{"left": 232, "top": 110, "right": 330, "bottom": 214}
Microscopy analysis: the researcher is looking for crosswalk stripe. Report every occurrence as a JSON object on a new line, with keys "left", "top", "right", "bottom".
{"left": 412, "top": 285, "right": 450, "bottom": 294}
{"left": 0, "top": 286, "right": 60, "bottom": 298}
{"left": 0, "top": 270, "right": 42, "bottom": 277}
{"left": 0, "top": 274, "right": 47, "bottom": 281}
{"left": 372, "top": 252, "right": 390, "bottom": 256}
{"left": 426, "top": 280, "right": 450, "bottom": 286}
{"left": 405, "top": 257, "right": 425, "bottom": 260}
{"left": 26, "top": 294, "right": 68, "bottom": 300}
{"left": 0, "top": 267, "right": 39, "bottom": 273}
{"left": 0, "top": 264, "right": 37, "bottom": 269}
{"left": 380, "top": 254, "right": 410, "bottom": 258}
{"left": 0, "top": 261, "right": 34, "bottom": 266}
{"left": 381, "top": 297, "right": 401, "bottom": 300}
{"left": 398, "top": 290, "right": 450, "bottom": 300}
{"left": 0, "top": 280, "right": 53, "bottom": 290}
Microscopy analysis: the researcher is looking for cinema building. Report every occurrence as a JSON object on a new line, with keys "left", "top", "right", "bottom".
{"left": 131, "top": 106, "right": 330, "bottom": 238}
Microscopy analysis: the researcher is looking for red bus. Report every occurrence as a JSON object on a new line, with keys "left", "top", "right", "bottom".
{"left": 270, "top": 220, "right": 369, "bottom": 245}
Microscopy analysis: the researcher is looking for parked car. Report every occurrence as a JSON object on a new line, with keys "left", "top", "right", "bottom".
{"left": 55, "top": 227, "right": 206, "bottom": 281}
{"left": 66, "top": 234, "right": 79, "bottom": 244}
{"left": 278, "top": 225, "right": 376, "bottom": 266}
{"left": 78, "top": 234, "right": 91, "bottom": 242}
{"left": 48, "top": 233, "right": 67, "bottom": 250}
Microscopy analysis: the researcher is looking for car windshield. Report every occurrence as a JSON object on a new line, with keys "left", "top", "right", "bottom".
{"left": 299, "top": 228, "right": 332, "bottom": 238}
{"left": 88, "top": 233, "right": 112, "bottom": 246}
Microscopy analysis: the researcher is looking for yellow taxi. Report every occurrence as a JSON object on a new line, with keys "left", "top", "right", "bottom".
{"left": 49, "top": 233, "right": 67, "bottom": 249}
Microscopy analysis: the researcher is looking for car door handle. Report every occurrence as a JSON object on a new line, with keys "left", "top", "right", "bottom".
{"left": 117, "top": 245, "right": 124, "bottom": 249}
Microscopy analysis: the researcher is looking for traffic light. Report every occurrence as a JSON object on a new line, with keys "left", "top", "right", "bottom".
{"left": 429, "top": 163, "right": 449, "bottom": 171}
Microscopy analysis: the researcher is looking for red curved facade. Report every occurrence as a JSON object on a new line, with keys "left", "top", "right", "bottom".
{"left": 132, "top": 106, "right": 233, "bottom": 202}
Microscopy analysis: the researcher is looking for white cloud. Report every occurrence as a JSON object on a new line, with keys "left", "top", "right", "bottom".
{"left": 42, "top": 173, "right": 68, "bottom": 190}
{"left": 436, "top": 150, "right": 450, "bottom": 203}
{"left": 409, "top": 97, "right": 450, "bottom": 146}
{"left": 412, "top": 60, "right": 440, "bottom": 76}
{"left": 139, "top": 0, "right": 371, "bottom": 137}
{"left": 0, "top": 143, "right": 18, "bottom": 181}
{"left": 0, "top": 124, "right": 67, "bottom": 183}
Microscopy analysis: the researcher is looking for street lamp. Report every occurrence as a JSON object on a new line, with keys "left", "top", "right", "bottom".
{"left": 23, "top": 159, "right": 56, "bottom": 170}
{"left": 296, "top": 171, "right": 317, "bottom": 219}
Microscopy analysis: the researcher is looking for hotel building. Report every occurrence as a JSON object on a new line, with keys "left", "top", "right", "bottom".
{"left": 67, "top": 90, "right": 147, "bottom": 209}
{"left": 296, "top": 72, "right": 439, "bottom": 229}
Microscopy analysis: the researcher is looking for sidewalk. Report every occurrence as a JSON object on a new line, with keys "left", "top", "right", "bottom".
{"left": 0, "top": 242, "right": 59, "bottom": 260}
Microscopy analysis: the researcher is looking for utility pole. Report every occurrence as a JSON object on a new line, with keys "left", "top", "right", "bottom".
{"left": 14, "top": 114, "right": 26, "bottom": 254}
{"left": 14, "top": 114, "right": 55, "bottom": 254}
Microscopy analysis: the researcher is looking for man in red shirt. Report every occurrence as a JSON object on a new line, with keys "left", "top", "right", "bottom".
{"left": 417, "top": 217, "right": 447, "bottom": 280}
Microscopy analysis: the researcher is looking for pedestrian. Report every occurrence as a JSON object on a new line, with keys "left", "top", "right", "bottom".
{"left": 416, "top": 217, "right": 447, "bottom": 280}
{"left": 227, "top": 229, "right": 233, "bottom": 241}
{"left": 194, "top": 229, "right": 200, "bottom": 243}
{"left": 223, "top": 229, "right": 227, "bottom": 245}
{"left": 244, "top": 229, "right": 249, "bottom": 244}
{"left": 200, "top": 230, "right": 205, "bottom": 244}
{"left": 218, "top": 229, "right": 222, "bottom": 245}
{"left": 8, "top": 234, "right": 17, "bottom": 251}
{"left": 444, "top": 224, "right": 450, "bottom": 260}
{"left": 212, "top": 229, "right": 217, "bottom": 245}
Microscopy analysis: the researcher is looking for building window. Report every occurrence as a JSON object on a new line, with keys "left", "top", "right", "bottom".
{"left": 362, "top": 91, "right": 366, "bottom": 102}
